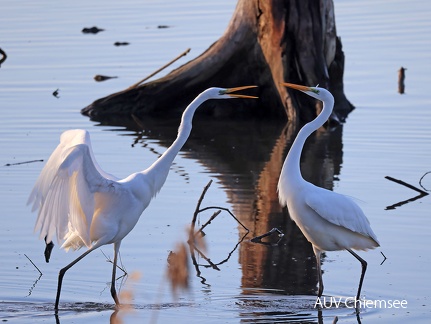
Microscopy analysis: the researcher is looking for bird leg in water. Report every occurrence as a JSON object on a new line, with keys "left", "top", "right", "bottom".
{"left": 313, "top": 247, "right": 324, "bottom": 298}
{"left": 55, "top": 248, "right": 96, "bottom": 311}
{"left": 110, "top": 242, "right": 121, "bottom": 306}
{"left": 347, "top": 248, "right": 367, "bottom": 302}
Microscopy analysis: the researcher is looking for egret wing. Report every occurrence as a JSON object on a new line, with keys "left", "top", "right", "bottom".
{"left": 304, "top": 185, "right": 379, "bottom": 244}
{"left": 28, "top": 130, "right": 117, "bottom": 247}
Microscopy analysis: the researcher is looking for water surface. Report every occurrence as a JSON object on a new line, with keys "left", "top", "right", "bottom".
{"left": 1, "top": 0, "right": 430, "bottom": 323}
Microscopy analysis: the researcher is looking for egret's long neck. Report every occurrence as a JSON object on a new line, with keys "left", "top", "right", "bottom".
{"left": 283, "top": 96, "right": 334, "bottom": 182}
{"left": 142, "top": 92, "right": 211, "bottom": 192}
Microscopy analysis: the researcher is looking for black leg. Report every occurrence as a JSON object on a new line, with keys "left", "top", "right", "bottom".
{"left": 313, "top": 247, "right": 324, "bottom": 297}
{"left": 347, "top": 248, "right": 367, "bottom": 301}
{"left": 110, "top": 242, "right": 121, "bottom": 306}
{"left": 55, "top": 248, "right": 95, "bottom": 311}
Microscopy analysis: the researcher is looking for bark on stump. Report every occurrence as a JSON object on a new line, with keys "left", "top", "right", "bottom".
{"left": 82, "top": 0, "right": 353, "bottom": 124}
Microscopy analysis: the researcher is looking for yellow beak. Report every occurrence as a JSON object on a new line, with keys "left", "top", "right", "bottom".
{"left": 280, "top": 82, "right": 311, "bottom": 92}
{"left": 225, "top": 85, "right": 258, "bottom": 99}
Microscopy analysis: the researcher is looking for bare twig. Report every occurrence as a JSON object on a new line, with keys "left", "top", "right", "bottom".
{"left": 380, "top": 251, "right": 387, "bottom": 265}
{"left": 186, "top": 180, "right": 252, "bottom": 287}
{"left": 419, "top": 171, "right": 431, "bottom": 192}
{"left": 5, "top": 159, "right": 44, "bottom": 166}
{"left": 385, "top": 175, "right": 429, "bottom": 210}
{"left": 100, "top": 250, "right": 128, "bottom": 278}
{"left": 197, "top": 206, "right": 249, "bottom": 232}
{"left": 398, "top": 67, "right": 406, "bottom": 94}
{"left": 195, "top": 210, "right": 221, "bottom": 236}
{"left": 193, "top": 244, "right": 220, "bottom": 271}
{"left": 0, "top": 47, "right": 7, "bottom": 67}
{"left": 24, "top": 254, "right": 42, "bottom": 275}
{"left": 127, "top": 48, "right": 191, "bottom": 90}
{"left": 191, "top": 180, "right": 213, "bottom": 231}
{"left": 385, "top": 176, "right": 428, "bottom": 195}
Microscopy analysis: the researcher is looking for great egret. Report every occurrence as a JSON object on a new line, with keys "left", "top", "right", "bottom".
{"left": 278, "top": 82, "right": 379, "bottom": 301}
{"left": 28, "top": 86, "right": 257, "bottom": 310}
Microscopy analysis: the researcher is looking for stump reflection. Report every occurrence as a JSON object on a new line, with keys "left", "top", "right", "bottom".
{"left": 95, "top": 112, "right": 343, "bottom": 296}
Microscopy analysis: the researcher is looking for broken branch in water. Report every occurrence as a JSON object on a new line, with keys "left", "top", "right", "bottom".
{"left": 186, "top": 180, "right": 250, "bottom": 283}
{"left": 0, "top": 47, "right": 7, "bottom": 67}
{"left": 4, "top": 159, "right": 44, "bottom": 166}
{"left": 190, "top": 180, "right": 249, "bottom": 234}
{"left": 398, "top": 66, "right": 407, "bottom": 94}
{"left": 385, "top": 176, "right": 428, "bottom": 195}
{"left": 190, "top": 179, "right": 213, "bottom": 232}
{"left": 100, "top": 250, "right": 128, "bottom": 279}
{"left": 385, "top": 175, "right": 429, "bottom": 210}
{"left": 419, "top": 171, "right": 431, "bottom": 192}
{"left": 23, "top": 253, "right": 42, "bottom": 297}
{"left": 197, "top": 206, "right": 249, "bottom": 233}
{"left": 195, "top": 210, "right": 221, "bottom": 236}
{"left": 24, "top": 254, "right": 42, "bottom": 275}
{"left": 380, "top": 251, "right": 387, "bottom": 265}
{"left": 127, "top": 48, "right": 191, "bottom": 90}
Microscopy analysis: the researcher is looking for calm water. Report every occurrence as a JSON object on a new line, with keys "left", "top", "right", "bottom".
{"left": 1, "top": 0, "right": 430, "bottom": 323}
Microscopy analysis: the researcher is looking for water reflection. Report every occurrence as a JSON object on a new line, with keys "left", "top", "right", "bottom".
{"left": 91, "top": 109, "right": 344, "bottom": 301}
{"left": 238, "top": 122, "right": 343, "bottom": 298}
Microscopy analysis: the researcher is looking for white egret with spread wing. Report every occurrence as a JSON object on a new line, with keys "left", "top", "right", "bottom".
{"left": 28, "top": 86, "right": 257, "bottom": 310}
{"left": 277, "top": 82, "right": 379, "bottom": 301}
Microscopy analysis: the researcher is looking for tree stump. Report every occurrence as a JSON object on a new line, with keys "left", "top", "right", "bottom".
{"left": 82, "top": 0, "right": 353, "bottom": 124}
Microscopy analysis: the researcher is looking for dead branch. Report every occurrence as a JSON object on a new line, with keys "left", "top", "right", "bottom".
{"left": 186, "top": 180, "right": 251, "bottom": 280}
{"left": 195, "top": 210, "right": 222, "bottom": 236}
{"left": 4, "top": 159, "right": 44, "bottom": 167}
{"left": 419, "top": 171, "right": 431, "bottom": 191}
{"left": 380, "top": 251, "right": 387, "bottom": 265}
{"left": 127, "top": 48, "right": 191, "bottom": 90}
{"left": 100, "top": 250, "right": 128, "bottom": 279}
{"left": 24, "top": 254, "right": 42, "bottom": 275}
{"left": 385, "top": 175, "right": 429, "bottom": 210}
{"left": 197, "top": 206, "right": 249, "bottom": 232}
{"left": 385, "top": 176, "right": 428, "bottom": 195}
{"left": 0, "top": 47, "right": 7, "bottom": 67}
{"left": 190, "top": 179, "right": 213, "bottom": 232}
{"left": 398, "top": 67, "right": 407, "bottom": 94}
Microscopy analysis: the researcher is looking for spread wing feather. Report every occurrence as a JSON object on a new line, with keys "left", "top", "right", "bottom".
{"left": 28, "top": 130, "right": 117, "bottom": 247}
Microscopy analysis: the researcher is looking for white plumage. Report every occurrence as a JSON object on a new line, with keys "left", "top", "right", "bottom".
{"left": 278, "top": 82, "right": 379, "bottom": 301}
{"left": 27, "top": 86, "right": 257, "bottom": 310}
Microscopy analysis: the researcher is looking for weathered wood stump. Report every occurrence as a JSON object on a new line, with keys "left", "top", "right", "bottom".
{"left": 82, "top": 0, "right": 353, "bottom": 124}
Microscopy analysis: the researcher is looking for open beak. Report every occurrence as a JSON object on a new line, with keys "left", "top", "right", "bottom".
{"left": 225, "top": 85, "right": 258, "bottom": 98}
{"left": 280, "top": 82, "right": 311, "bottom": 92}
